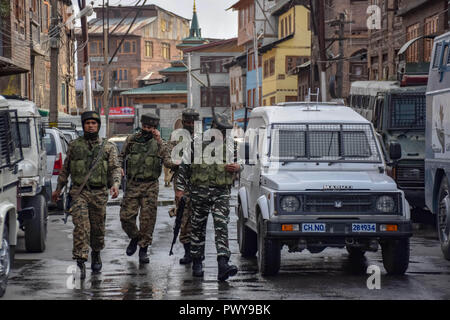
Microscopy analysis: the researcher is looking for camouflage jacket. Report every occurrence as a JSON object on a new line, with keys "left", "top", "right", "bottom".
{"left": 56, "top": 136, "right": 122, "bottom": 192}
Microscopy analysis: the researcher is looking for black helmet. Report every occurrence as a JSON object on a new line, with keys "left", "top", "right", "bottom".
{"left": 81, "top": 111, "right": 101, "bottom": 127}
{"left": 212, "top": 113, "right": 232, "bottom": 130}
{"left": 141, "top": 113, "right": 160, "bottom": 127}
{"left": 182, "top": 108, "right": 200, "bottom": 121}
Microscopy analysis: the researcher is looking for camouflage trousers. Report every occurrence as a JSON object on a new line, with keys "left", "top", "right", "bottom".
{"left": 70, "top": 187, "right": 108, "bottom": 261}
{"left": 120, "top": 179, "right": 159, "bottom": 248}
{"left": 190, "top": 185, "right": 231, "bottom": 260}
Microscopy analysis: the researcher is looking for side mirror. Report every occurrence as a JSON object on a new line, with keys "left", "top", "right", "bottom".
{"left": 389, "top": 142, "right": 402, "bottom": 161}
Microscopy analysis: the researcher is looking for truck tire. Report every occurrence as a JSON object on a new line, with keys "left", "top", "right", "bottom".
{"left": 437, "top": 176, "right": 450, "bottom": 260}
{"left": 23, "top": 194, "right": 47, "bottom": 253}
{"left": 237, "top": 204, "right": 257, "bottom": 257}
{"left": 257, "top": 214, "right": 280, "bottom": 276}
{"left": 0, "top": 223, "right": 12, "bottom": 298}
{"left": 381, "top": 238, "right": 410, "bottom": 275}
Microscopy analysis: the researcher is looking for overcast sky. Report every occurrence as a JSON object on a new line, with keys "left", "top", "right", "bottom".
{"left": 77, "top": 0, "right": 238, "bottom": 39}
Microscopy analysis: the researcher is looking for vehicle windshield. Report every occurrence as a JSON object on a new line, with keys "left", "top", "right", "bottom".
{"left": 389, "top": 94, "right": 425, "bottom": 130}
{"left": 43, "top": 133, "right": 56, "bottom": 155}
{"left": 270, "top": 123, "right": 381, "bottom": 163}
{"left": 11, "top": 121, "right": 31, "bottom": 148}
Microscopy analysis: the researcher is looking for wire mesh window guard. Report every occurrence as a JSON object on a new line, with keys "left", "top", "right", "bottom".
{"left": 389, "top": 94, "right": 426, "bottom": 129}
{"left": 270, "top": 123, "right": 381, "bottom": 163}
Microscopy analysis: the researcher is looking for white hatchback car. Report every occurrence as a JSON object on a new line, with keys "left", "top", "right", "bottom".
{"left": 44, "top": 128, "right": 70, "bottom": 210}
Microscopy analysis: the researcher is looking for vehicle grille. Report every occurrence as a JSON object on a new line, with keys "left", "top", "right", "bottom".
{"left": 396, "top": 161, "right": 425, "bottom": 189}
{"left": 304, "top": 194, "right": 374, "bottom": 214}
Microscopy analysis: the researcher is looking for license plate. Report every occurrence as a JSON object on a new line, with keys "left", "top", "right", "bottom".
{"left": 352, "top": 223, "right": 376, "bottom": 233}
{"left": 302, "top": 223, "right": 326, "bottom": 233}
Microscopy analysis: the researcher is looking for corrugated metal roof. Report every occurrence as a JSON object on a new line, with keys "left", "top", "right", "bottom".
{"left": 121, "top": 82, "right": 187, "bottom": 95}
{"left": 86, "top": 16, "right": 157, "bottom": 35}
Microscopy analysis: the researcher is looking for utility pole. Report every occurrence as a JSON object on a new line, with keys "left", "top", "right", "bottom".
{"left": 188, "top": 53, "right": 193, "bottom": 109}
{"left": 80, "top": 0, "right": 93, "bottom": 111}
{"left": 253, "top": 21, "right": 260, "bottom": 107}
{"left": 49, "top": 0, "right": 60, "bottom": 126}
{"left": 102, "top": 1, "right": 110, "bottom": 136}
{"left": 317, "top": 0, "right": 327, "bottom": 102}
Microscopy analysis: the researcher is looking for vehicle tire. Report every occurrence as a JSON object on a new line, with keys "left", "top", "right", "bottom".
{"left": 257, "top": 214, "right": 280, "bottom": 276}
{"left": 437, "top": 176, "right": 450, "bottom": 260}
{"left": 237, "top": 204, "right": 257, "bottom": 257}
{"left": 0, "top": 223, "right": 12, "bottom": 298}
{"left": 346, "top": 246, "right": 366, "bottom": 258}
{"left": 23, "top": 194, "right": 47, "bottom": 253}
{"left": 381, "top": 238, "right": 410, "bottom": 275}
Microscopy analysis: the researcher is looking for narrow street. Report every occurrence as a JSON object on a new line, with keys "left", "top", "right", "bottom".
{"left": 3, "top": 179, "right": 450, "bottom": 300}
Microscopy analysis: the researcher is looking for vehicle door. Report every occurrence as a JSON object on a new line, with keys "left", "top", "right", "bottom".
{"left": 44, "top": 130, "right": 57, "bottom": 176}
{"left": 241, "top": 117, "right": 266, "bottom": 224}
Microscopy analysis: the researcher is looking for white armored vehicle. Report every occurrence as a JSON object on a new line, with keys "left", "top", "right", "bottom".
{"left": 237, "top": 102, "right": 412, "bottom": 276}
{"left": 5, "top": 96, "right": 49, "bottom": 253}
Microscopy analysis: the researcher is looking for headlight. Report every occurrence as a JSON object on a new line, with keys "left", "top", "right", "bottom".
{"left": 376, "top": 196, "right": 395, "bottom": 213}
{"left": 280, "top": 196, "right": 300, "bottom": 213}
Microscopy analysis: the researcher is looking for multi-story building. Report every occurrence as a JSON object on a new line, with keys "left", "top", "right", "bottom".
{"left": 367, "top": 0, "right": 403, "bottom": 81}
{"left": 228, "top": 0, "right": 278, "bottom": 109}
{"left": 0, "top": 0, "right": 76, "bottom": 114}
{"left": 311, "top": 0, "right": 369, "bottom": 100}
{"left": 259, "top": 1, "right": 311, "bottom": 105}
{"left": 75, "top": 4, "right": 190, "bottom": 134}
{"left": 181, "top": 38, "right": 242, "bottom": 127}
{"left": 396, "top": 0, "right": 449, "bottom": 84}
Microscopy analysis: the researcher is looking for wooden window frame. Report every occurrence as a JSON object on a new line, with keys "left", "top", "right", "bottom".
{"left": 162, "top": 42, "right": 171, "bottom": 59}
{"left": 145, "top": 41, "right": 153, "bottom": 58}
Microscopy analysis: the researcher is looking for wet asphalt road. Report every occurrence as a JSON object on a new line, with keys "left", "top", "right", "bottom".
{"left": 3, "top": 183, "right": 450, "bottom": 300}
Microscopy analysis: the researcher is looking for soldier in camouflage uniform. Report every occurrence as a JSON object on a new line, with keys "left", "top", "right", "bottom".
{"left": 119, "top": 113, "right": 175, "bottom": 264}
{"left": 52, "top": 111, "right": 121, "bottom": 279}
{"left": 176, "top": 113, "right": 240, "bottom": 281}
{"left": 169, "top": 109, "right": 199, "bottom": 265}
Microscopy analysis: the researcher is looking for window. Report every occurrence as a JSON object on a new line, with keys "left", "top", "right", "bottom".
{"left": 200, "top": 56, "right": 231, "bottom": 74}
{"left": 406, "top": 23, "right": 420, "bottom": 63}
{"left": 92, "top": 69, "right": 102, "bottom": 82}
{"left": 42, "top": 1, "right": 50, "bottom": 32}
{"left": 118, "top": 40, "right": 136, "bottom": 54}
{"left": 248, "top": 52, "right": 254, "bottom": 71}
{"left": 89, "top": 40, "right": 103, "bottom": 56}
{"left": 286, "top": 56, "right": 307, "bottom": 73}
{"left": 269, "top": 57, "right": 275, "bottom": 76}
{"left": 113, "top": 69, "right": 128, "bottom": 81}
{"left": 247, "top": 89, "right": 252, "bottom": 106}
{"left": 264, "top": 60, "right": 269, "bottom": 78}
{"left": 424, "top": 15, "right": 439, "bottom": 62}
{"left": 145, "top": 41, "right": 153, "bottom": 58}
{"left": 270, "top": 96, "right": 276, "bottom": 105}
{"left": 162, "top": 43, "right": 170, "bottom": 59}
{"left": 200, "top": 87, "right": 230, "bottom": 107}
{"left": 288, "top": 15, "right": 292, "bottom": 35}
{"left": 280, "top": 19, "right": 285, "bottom": 38}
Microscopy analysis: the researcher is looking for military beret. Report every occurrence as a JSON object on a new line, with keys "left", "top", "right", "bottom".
{"left": 81, "top": 111, "right": 101, "bottom": 126}
{"left": 141, "top": 113, "right": 160, "bottom": 126}
{"left": 182, "top": 108, "right": 200, "bottom": 121}
{"left": 212, "top": 113, "right": 232, "bottom": 130}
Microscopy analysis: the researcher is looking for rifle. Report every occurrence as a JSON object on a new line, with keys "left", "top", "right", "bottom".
{"left": 63, "top": 139, "right": 107, "bottom": 224}
{"left": 169, "top": 196, "right": 186, "bottom": 256}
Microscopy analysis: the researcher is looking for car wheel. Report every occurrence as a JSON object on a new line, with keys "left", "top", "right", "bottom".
{"left": 0, "top": 223, "right": 11, "bottom": 298}
{"left": 437, "top": 176, "right": 450, "bottom": 260}
{"left": 237, "top": 204, "right": 257, "bottom": 257}
{"left": 257, "top": 214, "right": 280, "bottom": 276}
{"left": 381, "top": 238, "right": 410, "bottom": 275}
{"left": 24, "top": 194, "right": 47, "bottom": 253}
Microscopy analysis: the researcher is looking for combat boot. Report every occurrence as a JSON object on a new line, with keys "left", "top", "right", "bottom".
{"left": 139, "top": 246, "right": 149, "bottom": 264}
{"left": 217, "top": 256, "right": 238, "bottom": 282}
{"left": 77, "top": 259, "right": 86, "bottom": 280}
{"left": 179, "top": 243, "right": 192, "bottom": 265}
{"left": 192, "top": 258, "right": 204, "bottom": 277}
{"left": 126, "top": 237, "right": 139, "bottom": 256}
{"left": 91, "top": 251, "right": 102, "bottom": 273}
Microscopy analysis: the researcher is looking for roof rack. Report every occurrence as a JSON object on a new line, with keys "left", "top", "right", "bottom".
{"left": 277, "top": 101, "right": 344, "bottom": 107}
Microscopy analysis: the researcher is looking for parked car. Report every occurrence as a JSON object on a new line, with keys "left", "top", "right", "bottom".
{"left": 43, "top": 120, "right": 81, "bottom": 142}
{"left": 108, "top": 135, "right": 129, "bottom": 189}
{"left": 237, "top": 102, "right": 412, "bottom": 276}
{"left": 44, "top": 128, "right": 70, "bottom": 211}
{"left": 0, "top": 97, "right": 29, "bottom": 297}
{"left": 5, "top": 96, "right": 51, "bottom": 253}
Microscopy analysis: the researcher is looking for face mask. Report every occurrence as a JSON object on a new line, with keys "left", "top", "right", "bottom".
{"left": 84, "top": 131, "right": 99, "bottom": 140}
